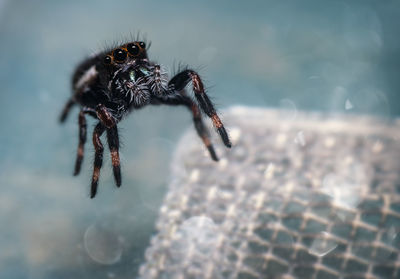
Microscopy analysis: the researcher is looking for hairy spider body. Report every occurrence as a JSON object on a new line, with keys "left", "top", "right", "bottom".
{"left": 60, "top": 40, "right": 231, "bottom": 198}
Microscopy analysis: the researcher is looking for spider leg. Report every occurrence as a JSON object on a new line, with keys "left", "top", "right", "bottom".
{"left": 96, "top": 104, "right": 116, "bottom": 128}
{"left": 168, "top": 70, "right": 232, "bottom": 148}
{"left": 106, "top": 126, "right": 122, "bottom": 187}
{"left": 90, "top": 104, "right": 119, "bottom": 197}
{"left": 154, "top": 92, "right": 219, "bottom": 161}
{"left": 74, "top": 110, "right": 87, "bottom": 175}
{"left": 190, "top": 101, "right": 219, "bottom": 161}
{"left": 91, "top": 123, "right": 106, "bottom": 198}
{"left": 73, "top": 107, "right": 97, "bottom": 176}
{"left": 59, "top": 98, "right": 75, "bottom": 123}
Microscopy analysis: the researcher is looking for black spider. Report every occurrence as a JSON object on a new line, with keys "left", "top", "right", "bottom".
{"left": 60, "top": 40, "right": 232, "bottom": 198}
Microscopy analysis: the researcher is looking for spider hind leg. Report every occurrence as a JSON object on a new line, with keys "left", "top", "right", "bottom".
{"left": 59, "top": 99, "right": 75, "bottom": 123}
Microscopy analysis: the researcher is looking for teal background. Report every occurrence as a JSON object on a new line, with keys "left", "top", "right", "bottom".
{"left": 0, "top": 0, "right": 399, "bottom": 278}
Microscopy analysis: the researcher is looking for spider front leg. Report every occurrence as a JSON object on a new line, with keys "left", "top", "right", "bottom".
{"left": 106, "top": 126, "right": 121, "bottom": 187}
{"left": 147, "top": 64, "right": 168, "bottom": 96}
{"left": 190, "top": 101, "right": 219, "bottom": 161}
{"left": 154, "top": 92, "right": 219, "bottom": 161}
{"left": 168, "top": 70, "right": 232, "bottom": 148}
{"left": 96, "top": 104, "right": 122, "bottom": 189}
{"left": 96, "top": 104, "right": 116, "bottom": 129}
{"left": 91, "top": 123, "right": 106, "bottom": 198}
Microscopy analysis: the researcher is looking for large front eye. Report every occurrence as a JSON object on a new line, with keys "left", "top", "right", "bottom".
{"left": 113, "top": 49, "right": 127, "bottom": 62}
{"left": 127, "top": 43, "right": 139, "bottom": 56}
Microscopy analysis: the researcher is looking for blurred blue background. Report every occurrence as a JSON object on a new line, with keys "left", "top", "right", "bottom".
{"left": 0, "top": 0, "right": 399, "bottom": 278}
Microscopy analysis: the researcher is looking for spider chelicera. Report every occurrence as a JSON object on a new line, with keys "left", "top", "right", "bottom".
{"left": 60, "top": 40, "right": 232, "bottom": 198}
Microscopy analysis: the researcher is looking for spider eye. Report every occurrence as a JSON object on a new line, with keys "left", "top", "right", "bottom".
{"left": 139, "top": 41, "right": 146, "bottom": 49}
{"left": 103, "top": 55, "right": 112, "bottom": 65}
{"left": 127, "top": 43, "right": 139, "bottom": 56}
{"left": 113, "top": 49, "right": 127, "bottom": 62}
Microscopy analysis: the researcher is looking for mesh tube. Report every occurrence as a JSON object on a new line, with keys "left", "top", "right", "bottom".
{"left": 139, "top": 106, "right": 400, "bottom": 279}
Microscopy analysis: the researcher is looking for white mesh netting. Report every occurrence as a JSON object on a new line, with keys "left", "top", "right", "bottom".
{"left": 139, "top": 106, "right": 400, "bottom": 279}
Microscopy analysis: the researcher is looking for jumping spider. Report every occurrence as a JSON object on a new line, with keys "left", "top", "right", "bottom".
{"left": 60, "top": 40, "right": 232, "bottom": 198}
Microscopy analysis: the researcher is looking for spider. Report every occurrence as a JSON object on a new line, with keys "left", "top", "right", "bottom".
{"left": 60, "top": 40, "right": 232, "bottom": 198}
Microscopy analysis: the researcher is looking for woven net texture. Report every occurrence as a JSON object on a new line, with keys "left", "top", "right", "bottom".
{"left": 139, "top": 106, "right": 400, "bottom": 279}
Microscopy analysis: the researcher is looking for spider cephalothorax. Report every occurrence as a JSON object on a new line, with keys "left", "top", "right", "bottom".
{"left": 60, "top": 40, "right": 231, "bottom": 198}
